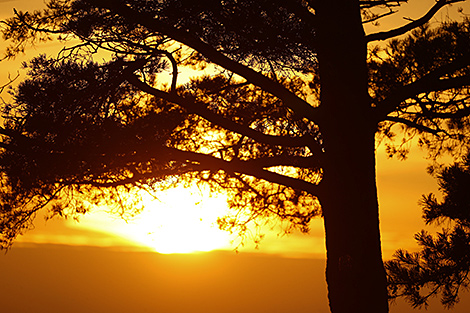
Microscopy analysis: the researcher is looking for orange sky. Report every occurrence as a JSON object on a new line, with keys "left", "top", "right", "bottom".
{"left": 1, "top": 1, "right": 470, "bottom": 312}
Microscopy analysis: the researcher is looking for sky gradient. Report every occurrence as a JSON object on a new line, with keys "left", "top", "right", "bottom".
{"left": 1, "top": 1, "right": 470, "bottom": 312}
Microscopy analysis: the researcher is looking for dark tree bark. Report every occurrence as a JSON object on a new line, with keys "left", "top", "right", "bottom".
{"left": 315, "top": 2, "right": 388, "bottom": 312}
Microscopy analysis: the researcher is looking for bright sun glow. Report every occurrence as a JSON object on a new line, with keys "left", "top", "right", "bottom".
{"left": 67, "top": 186, "right": 234, "bottom": 254}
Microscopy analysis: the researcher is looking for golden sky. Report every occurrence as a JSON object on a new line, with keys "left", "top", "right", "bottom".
{"left": 1, "top": 1, "right": 470, "bottom": 313}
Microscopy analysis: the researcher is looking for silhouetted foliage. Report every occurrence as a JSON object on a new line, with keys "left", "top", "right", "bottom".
{"left": 387, "top": 154, "right": 470, "bottom": 308}
{"left": 1, "top": 1, "right": 470, "bottom": 312}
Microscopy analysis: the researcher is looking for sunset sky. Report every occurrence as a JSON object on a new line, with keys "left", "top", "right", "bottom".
{"left": 1, "top": 1, "right": 470, "bottom": 312}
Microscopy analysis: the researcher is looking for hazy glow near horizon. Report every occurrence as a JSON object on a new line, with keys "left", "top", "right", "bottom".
{"left": 68, "top": 186, "right": 234, "bottom": 254}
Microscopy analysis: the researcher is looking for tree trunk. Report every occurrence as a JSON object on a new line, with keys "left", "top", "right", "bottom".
{"left": 314, "top": 1, "right": 389, "bottom": 312}
{"left": 320, "top": 131, "right": 388, "bottom": 313}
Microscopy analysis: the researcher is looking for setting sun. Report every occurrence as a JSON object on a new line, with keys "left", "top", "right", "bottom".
{"left": 67, "top": 186, "right": 234, "bottom": 254}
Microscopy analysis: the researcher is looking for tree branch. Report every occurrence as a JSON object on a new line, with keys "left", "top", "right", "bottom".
{"left": 240, "top": 154, "right": 320, "bottom": 169}
{"left": 384, "top": 116, "right": 441, "bottom": 135}
{"left": 377, "top": 76, "right": 470, "bottom": 119}
{"left": 12, "top": 8, "right": 64, "bottom": 34}
{"left": 85, "top": 0, "right": 318, "bottom": 122}
{"left": 154, "top": 49, "right": 178, "bottom": 93}
{"left": 362, "top": 10, "right": 396, "bottom": 24}
{"left": 375, "top": 57, "right": 470, "bottom": 119}
{"left": 167, "top": 148, "right": 322, "bottom": 195}
{"left": 78, "top": 147, "right": 322, "bottom": 195}
{"left": 126, "top": 74, "right": 324, "bottom": 155}
{"left": 366, "top": 0, "right": 464, "bottom": 42}
{"left": 359, "top": 0, "right": 407, "bottom": 9}
{"left": 0, "top": 71, "right": 19, "bottom": 92}
{"left": 421, "top": 105, "right": 470, "bottom": 120}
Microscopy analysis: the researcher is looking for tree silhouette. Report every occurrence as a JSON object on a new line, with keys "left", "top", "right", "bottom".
{"left": 1, "top": 1, "right": 470, "bottom": 312}
{"left": 387, "top": 153, "right": 470, "bottom": 309}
